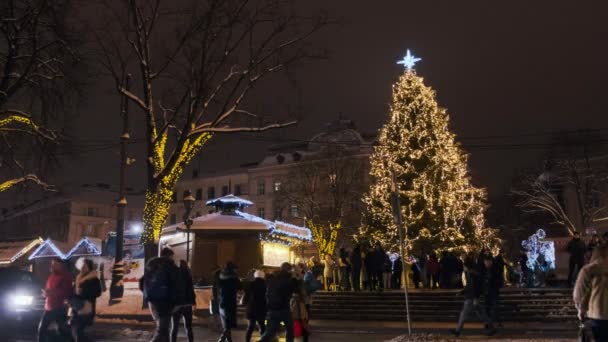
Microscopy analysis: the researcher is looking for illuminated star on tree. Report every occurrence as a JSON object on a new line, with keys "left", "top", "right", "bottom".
{"left": 396, "top": 49, "right": 421, "bottom": 71}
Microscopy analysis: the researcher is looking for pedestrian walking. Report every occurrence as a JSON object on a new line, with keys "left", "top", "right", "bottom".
{"left": 244, "top": 270, "right": 267, "bottom": 342}
{"left": 171, "top": 260, "right": 195, "bottom": 342}
{"left": 260, "top": 262, "right": 297, "bottom": 342}
{"left": 567, "top": 232, "right": 587, "bottom": 286}
{"left": 574, "top": 244, "right": 608, "bottom": 342}
{"left": 140, "top": 247, "right": 179, "bottom": 342}
{"left": 70, "top": 258, "right": 102, "bottom": 342}
{"left": 338, "top": 247, "right": 351, "bottom": 291}
{"left": 323, "top": 254, "right": 335, "bottom": 291}
{"left": 350, "top": 244, "right": 362, "bottom": 291}
{"left": 481, "top": 255, "right": 500, "bottom": 335}
{"left": 426, "top": 254, "right": 440, "bottom": 289}
{"left": 215, "top": 262, "right": 242, "bottom": 342}
{"left": 291, "top": 281, "right": 310, "bottom": 342}
{"left": 450, "top": 257, "right": 484, "bottom": 337}
{"left": 38, "top": 258, "right": 73, "bottom": 342}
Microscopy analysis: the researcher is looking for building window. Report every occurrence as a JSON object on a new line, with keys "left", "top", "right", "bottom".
{"left": 257, "top": 180, "right": 266, "bottom": 195}
{"left": 222, "top": 185, "right": 229, "bottom": 196}
{"left": 86, "top": 207, "right": 98, "bottom": 217}
{"left": 274, "top": 207, "right": 283, "bottom": 220}
{"left": 85, "top": 224, "right": 94, "bottom": 235}
{"left": 258, "top": 208, "right": 265, "bottom": 219}
{"left": 170, "top": 213, "right": 177, "bottom": 224}
{"left": 234, "top": 184, "right": 242, "bottom": 196}
{"left": 290, "top": 205, "right": 298, "bottom": 217}
{"left": 207, "top": 187, "right": 215, "bottom": 199}
{"left": 274, "top": 181, "right": 281, "bottom": 192}
{"left": 195, "top": 189, "right": 203, "bottom": 200}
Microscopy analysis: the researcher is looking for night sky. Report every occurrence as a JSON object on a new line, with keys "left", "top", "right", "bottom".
{"left": 56, "top": 1, "right": 608, "bottom": 204}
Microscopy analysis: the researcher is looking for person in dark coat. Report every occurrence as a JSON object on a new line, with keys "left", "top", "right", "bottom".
{"left": 411, "top": 256, "right": 422, "bottom": 289}
{"left": 480, "top": 255, "right": 500, "bottom": 335}
{"left": 244, "top": 270, "right": 267, "bottom": 342}
{"left": 364, "top": 247, "right": 377, "bottom": 291}
{"left": 70, "top": 258, "right": 102, "bottom": 342}
{"left": 215, "top": 262, "right": 242, "bottom": 342}
{"left": 350, "top": 245, "right": 362, "bottom": 291}
{"left": 260, "top": 262, "right": 297, "bottom": 342}
{"left": 171, "top": 260, "right": 196, "bottom": 342}
{"left": 567, "top": 231, "right": 587, "bottom": 286}
{"left": 338, "top": 247, "right": 351, "bottom": 291}
{"left": 451, "top": 257, "right": 484, "bottom": 337}
{"left": 391, "top": 256, "right": 403, "bottom": 289}
{"left": 426, "top": 254, "right": 440, "bottom": 289}
{"left": 439, "top": 251, "right": 450, "bottom": 289}
{"left": 140, "top": 247, "right": 179, "bottom": 342}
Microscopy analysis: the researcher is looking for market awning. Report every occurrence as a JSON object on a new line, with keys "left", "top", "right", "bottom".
{"left": 0, "top": 237, "right": 44, "bottom": 266}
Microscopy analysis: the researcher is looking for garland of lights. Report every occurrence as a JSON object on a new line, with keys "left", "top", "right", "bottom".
{"left": 142, "top": 133, "right": 213, "bottom": 244}
{"left": 28, "top": 239, "right": 67, "bottom": 260}
{"left": 0, "top": 238, "right": 44, "bottom": 265}
{"left": 308, "top": 220, "right": 341, "bottom": 256}
{"left": 360, "top": 51, "right": 500, "bottom": 254}
{"left": 65, "top": 237, "right": 102, "bottom": 258}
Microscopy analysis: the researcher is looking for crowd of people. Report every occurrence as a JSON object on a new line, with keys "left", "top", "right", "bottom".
{"left": 210, "top": 260, "right": 321, "bottom": 342}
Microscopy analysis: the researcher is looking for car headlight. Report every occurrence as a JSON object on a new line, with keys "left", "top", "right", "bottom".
{"left": 10, "top": 294, "right": 34, "bottom": 307}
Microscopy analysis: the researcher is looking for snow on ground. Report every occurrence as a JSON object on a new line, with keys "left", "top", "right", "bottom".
{"left": 96, "top": 285, "right": 150, "bottom": 316}
{"left": 385, "top": 335, "right": 575, "bottom": 342}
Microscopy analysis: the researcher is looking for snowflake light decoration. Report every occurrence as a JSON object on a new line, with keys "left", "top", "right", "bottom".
{"left": 521, "top": 228, "right": 555, "bottom": 271}
{"left": 396, "top": 49, "right": 421, "bottom": 71}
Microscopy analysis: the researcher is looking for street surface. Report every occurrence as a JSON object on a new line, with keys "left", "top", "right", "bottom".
{"left": 6, "top": 319, "right": 579, "bottom": 341}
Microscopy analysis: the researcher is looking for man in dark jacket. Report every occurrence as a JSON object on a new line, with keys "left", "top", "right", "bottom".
{"left": 260, "top": 262, "right": 297, "bottom": 342}
{"left": 244, "top": 270, "right": 267, "bottom": 342}
{"left": 451, "top": 257, "right": 484, "bottom": 337}
{"left": 216, "top": 262, "right": 241, "bottom": 342}
{"left": 141, "top": 247, "right": 179, "bottom": 342}
{"left": 38, "top": 258, "right": 73, "bottom": 342}
{"left": 171, "top": 260, "right": 196, "bottom": 342}
{"left": 567, "top": 232, "right": 587, "bottom": 286}
{"left": 350, "top": 245, "right": 362, "bottom": 292}
{"left": 481, "top": 256, "right": 500, "bottom": 335}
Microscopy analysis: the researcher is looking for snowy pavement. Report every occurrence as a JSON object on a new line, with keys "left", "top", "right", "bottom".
{"left": 6, "top": 319, "right": 579, "bottom": 342}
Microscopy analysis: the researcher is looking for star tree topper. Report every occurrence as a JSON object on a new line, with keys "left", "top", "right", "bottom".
{"left": 397, "top": 49, "right": 421, "bottom": 71}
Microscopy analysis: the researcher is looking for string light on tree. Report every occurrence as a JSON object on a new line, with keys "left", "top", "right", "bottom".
{"left": 360, "top": 50, "right": 499, "bottom": 254}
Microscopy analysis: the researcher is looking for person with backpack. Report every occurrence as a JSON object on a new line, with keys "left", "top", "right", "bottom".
{"left": 140, "top": 247, "right": 179, "bottom": 342}
{"left": 70, "top": 258, "right": 102, "bottom": 342}
{"left": 260, "top": 262, "right": 297, "bottom": 342}
{"left": 244, "top": 269, "right": 267, "bottom": 342}
{"left": 171, "top": 260, "right": 196, "bottom": 342}
{"left": 215, "top": 261, "right": 241, "bottom": 342}
{"left": 38, "top": 258, "right": 73, "bottom": 342}
{"left": 574, "top": 244, "right": 608, "bottom": 342}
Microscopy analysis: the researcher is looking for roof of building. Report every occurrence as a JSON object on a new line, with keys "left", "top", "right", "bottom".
{"left": 162, "top": 210, "right": 272, "bottom": 232}
{"left": 0, "top": 237, "right": 44, "bottom": 265}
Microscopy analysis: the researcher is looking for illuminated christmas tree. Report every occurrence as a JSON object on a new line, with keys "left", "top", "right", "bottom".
{"left": 361, "top": 51, "right": 499, "bottom": 254}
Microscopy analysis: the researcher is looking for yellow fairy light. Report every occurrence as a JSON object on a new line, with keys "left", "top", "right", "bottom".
{"left": 360, "top": 69, "right": 500, "bottom": 254}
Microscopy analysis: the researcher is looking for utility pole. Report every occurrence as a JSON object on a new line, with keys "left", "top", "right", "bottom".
{"left": 390, "top": 173, "right": 412, "bottom": 336}
{"left": 109, "top": 74, "right": 131, "bottom": 303}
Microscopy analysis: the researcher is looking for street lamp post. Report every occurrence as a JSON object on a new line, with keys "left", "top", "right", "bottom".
{"left": 182, "top": 190, "right": 195, "bottom": 265}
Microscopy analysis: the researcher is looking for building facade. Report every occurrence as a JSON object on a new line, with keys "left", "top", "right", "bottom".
{"left": 0, "top": 189, "right": 144, "bottom": 246}
{"left": 168, "top": 119, "right": 374, "bottom": 239}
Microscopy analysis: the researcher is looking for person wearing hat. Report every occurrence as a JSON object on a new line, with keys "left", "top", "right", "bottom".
{"left": 215, "top": 261, "right": 241, "bottom": 342}
{"left": 243, "top": 269, "right": 267, "bottom": 342}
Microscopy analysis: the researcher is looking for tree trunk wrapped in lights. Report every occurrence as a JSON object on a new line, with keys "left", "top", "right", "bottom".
{"left": 361, "top": 67, "right": 499, "bottom": 255}
{"left": 92, "top": 0, "right": 328, "bottom": 255}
